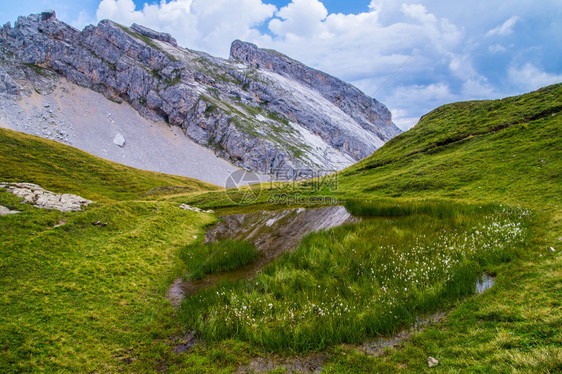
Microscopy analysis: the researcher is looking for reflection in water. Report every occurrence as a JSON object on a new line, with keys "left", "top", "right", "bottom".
{"left": 183, "top": 206, "right": 357, "bottom": 294}
{"left": 476, "top": 273, "right": 496, "bottom": 293}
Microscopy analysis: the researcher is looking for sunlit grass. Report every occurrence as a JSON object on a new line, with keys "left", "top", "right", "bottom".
{"left": 180, "top": 240, "right": 259, "bottom": 279}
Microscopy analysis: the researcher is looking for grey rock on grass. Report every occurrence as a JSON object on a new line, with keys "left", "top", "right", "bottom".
{"left": 0, "top": 205, "right": 20, "bottom": 215}
{"left": 2, "top": 182, "right": 92, "bottom": 212}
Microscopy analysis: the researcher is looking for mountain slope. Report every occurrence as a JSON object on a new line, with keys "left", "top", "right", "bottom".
{"left": 0, "top": 127, "right": 219, "bottom": 201}
{"left": 179, "top": 83, "right": 562, "bottom": 372}
{"left": 0, "top": 80, "right": 560, "bottom": 372}
{"left": 338, "top": 83, "right": 562, "bottom": 207}
{"left": 0, "top": 76, "right": 244, "bottom": 186}
{"left": 0, "top": 11, "right": 400, "bottom": 175}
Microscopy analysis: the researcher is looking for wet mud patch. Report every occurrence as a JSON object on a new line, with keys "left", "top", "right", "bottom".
{"left": 236, "top": 353, "right": 327, "bottom": 374}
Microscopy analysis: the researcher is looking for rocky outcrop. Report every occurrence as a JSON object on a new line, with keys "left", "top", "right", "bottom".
{"left": 0, "top": 11, "right": 401, "bottom": 174}
{"left": 179, "top": 204, "right": 214, "bottom": 214}
{"left": 1, "top": 182, "right": 92, "bottom": 211}
{"left": 131, "top": 23, "right": 177, "bottom": 46}
{"left": 230, "top": 40, "right": 399, "bottom": 142}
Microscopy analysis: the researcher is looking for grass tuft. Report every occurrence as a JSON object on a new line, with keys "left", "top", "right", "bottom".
{"left": 181, "top": 240, "right": 259, "bottom": 280}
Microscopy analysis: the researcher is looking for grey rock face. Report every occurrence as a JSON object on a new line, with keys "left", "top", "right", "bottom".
{"left": 230, "top": 40, "right": 400, "bottom": 142}
{"left": 131, "top": 23, "right": 177, "bottom": 46}
{"left": 0, "top": 12, "right": 401, "bottom": 174}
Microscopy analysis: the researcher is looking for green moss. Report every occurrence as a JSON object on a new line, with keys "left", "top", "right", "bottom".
{"left": 163, "top": 72, "right": 181, "bottom": 86}
{"left": 150, "top": 69, "right": 162, "bottom": 80}
{"left": 24, "top": 63, "right": 51, "bottom": 77}
{"left": 204, "top": 103, "right": 217, "bottom": 118}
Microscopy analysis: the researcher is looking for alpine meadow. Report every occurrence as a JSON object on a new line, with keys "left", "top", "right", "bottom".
{"left": 0, "top": 8, "right": 561, "bottom": 374}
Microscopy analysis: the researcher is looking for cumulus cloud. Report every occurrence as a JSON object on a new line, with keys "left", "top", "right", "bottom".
{"left": 87, "top": 0, "right": 561, "bottom": 131}
{"left": 269, "top": 0, "right": 328, "bottom": 38}
{"left": 96, "top": 0, "right": 276, "bottom": 56}
{"left": 508, "top": 63, "right": 562, "bottom": 91}
{"left": 486, "top": 16, "right": 519, "bottom": 37}
{"left": 401, "top": 3, "right": 436, "bottom": 24}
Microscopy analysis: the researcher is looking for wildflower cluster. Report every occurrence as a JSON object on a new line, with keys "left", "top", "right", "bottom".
{"left": 180, "top": 205, "right": 531, "bottom": 351}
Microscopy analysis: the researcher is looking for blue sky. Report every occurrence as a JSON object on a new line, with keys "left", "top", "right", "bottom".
{"left": 1, "top": 0, "right": 561, "bottom": 129}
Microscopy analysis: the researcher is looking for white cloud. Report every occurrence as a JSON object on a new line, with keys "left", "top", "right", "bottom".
{"left": 508, "top": 63, "right": 562, "bottom": 91}
{"left": 269, "top": 0, "right": 328, "bottom": 38}
{"left": 486, "top": 16, "right": 519, "bottom": 37}
{"left": 488, "top": 44, "right": 507, "bottom": 54}
{"left": 382, "top": 82, "right": 457, "bottom": 129}
{"left": 389, "top": 108, "right": 420, "bottom": 130}
{"left": 400, "top": 3, "right": 436, "bottom": 24}
{"left": 71, "top": 10, "right": 96, "bottom": 29}
{"left": 96, "top": 0, "right": 276, "bottom": 56}
{"left": 461, "top": 79, "right": 496, "bottom": 98}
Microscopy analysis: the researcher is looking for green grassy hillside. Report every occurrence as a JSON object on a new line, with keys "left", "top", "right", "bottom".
{"left": 0, "top": 84, "right": 560, "bottom": 373}
{"left": 317, "top": 84, "right": 562, "bottom": 372}
{"left": 0, "top": 127, "right": 220, "bottom": 201}
{"left": 338, "top": 83, "right": 562, "bottom": 207}
{"left": 0, "top": 129, "right": 224, "bottom": 371}
{"left": 178, "top": 84, "right": 561, "bottom": 372}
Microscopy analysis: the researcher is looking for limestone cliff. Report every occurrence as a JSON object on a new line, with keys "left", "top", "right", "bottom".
{"left": 0, "top": 11, "right": 401, "bottom": 174}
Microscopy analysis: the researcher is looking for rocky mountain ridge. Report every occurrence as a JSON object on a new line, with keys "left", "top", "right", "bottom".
{"left": 0, "top": 11, "right": 401, "bottom": 175}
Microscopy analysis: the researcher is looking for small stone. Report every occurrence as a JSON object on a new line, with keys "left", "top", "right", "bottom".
{"left": 428, "top": 357, "right": 439, "bottom": 368}
{"left": 179, "top": 204, "right": 202, "bottom": 212}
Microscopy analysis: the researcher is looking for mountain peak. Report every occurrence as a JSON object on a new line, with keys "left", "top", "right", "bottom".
{"left": 230, "top": 39, "right": 399, "bottom": 139}
{"left": 1, "top": 13, "right": 401, "bottom": 177}
{"left": 41, "top": 10, "right": 56, "bottom": 21}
